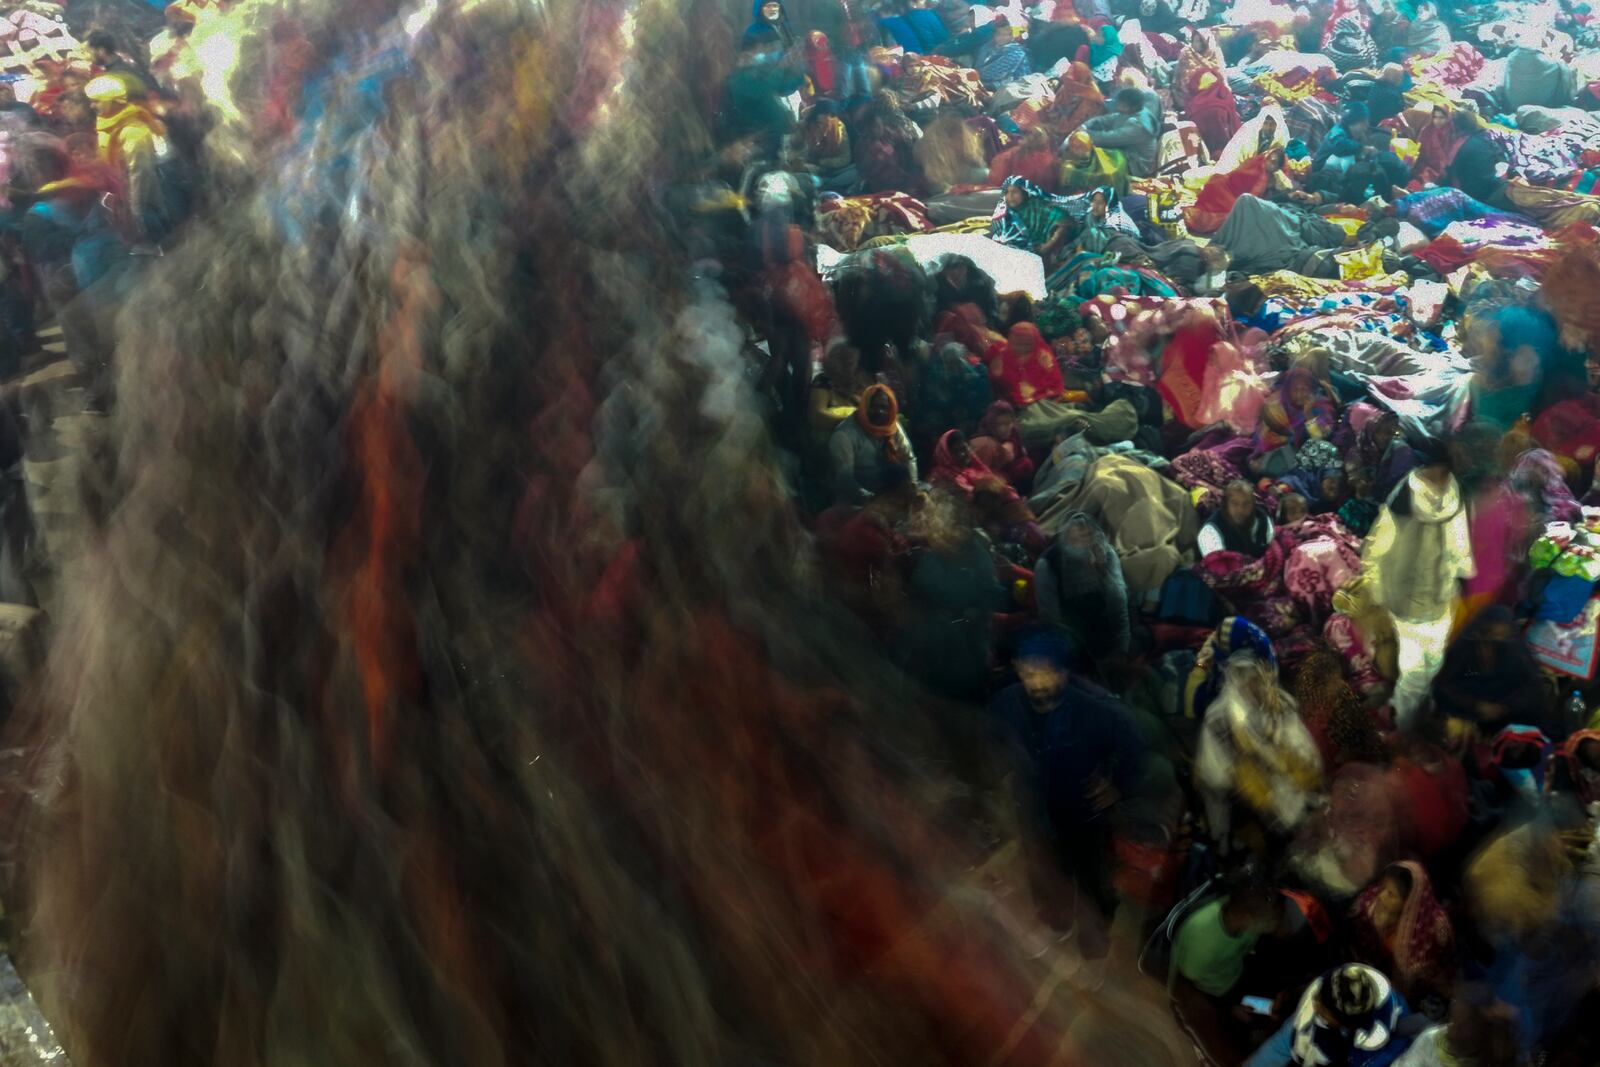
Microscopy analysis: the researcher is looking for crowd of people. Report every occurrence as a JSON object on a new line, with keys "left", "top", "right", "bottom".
{"left": 701, "top": 0, "right": 1600, "bottom": 1063}
{"left": 0, "top": 1, "right": 204, "bottom": 403}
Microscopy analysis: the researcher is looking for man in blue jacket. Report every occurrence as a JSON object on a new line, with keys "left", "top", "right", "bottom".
{"left": 986, "top": 629, "right": 1147, "bottom": 952}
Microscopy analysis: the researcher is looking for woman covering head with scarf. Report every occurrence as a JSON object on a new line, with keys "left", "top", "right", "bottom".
{"left": 1411, "top": 104, "right": 1463, "bottom": 188}
{"left": 1065, "top": 185, "right": 1142, "bottom": 257}
{"left": 970, "top": 400, "right": 1035, "bottom": 491}
{"left": 829, "top": 383, "right": 918, "bottom": 503}
{"left": 1185, "top": 615, "right": 1276, "bottom": 720}
{"left": 928, "top": 429, "right": 1009, "bottom": 499}
{"left": 974, "top": 18, "right": 1031, "bottom": 87}
{"left": 1186, "top": 72, "right": 1242, "bottom": 156}
{"left": 1034, "top": 512, "right": 1131, "bottom": 660}
{"left": 1508, "top": 447, "right": 1582, "bottom": 526}
{"left": 1212, "top": 103, "right": 1290, "bottom": 174}
{"left": 991, "top": 175, "right": 1072, "bottom": 259}
{"left": 1058, "top": 130, "right": 1128, "bottom": 198}
{"left": 985, "top": 322, "right": 1102, "bottom": 446}
{"left": 985, "top": 127, "right": 1059, "bottom": 192}
{"left": 1175, "top": 26, "right": 1226, "bottom": 107}
{"left": 1043, "top": 60, "right": 1103, "bottom": 140}
{"left": 1324, "top": 15, "right": 1378, "bottom": 73}
{"left": 1256, "top": 367, "right": 1336, "bottom": 461}
{"left": 1195, "top": 651, "right": 1323, "bottom": 853}
{"left": 1349, "top": 862, "right": 1455, "bottom": 1003}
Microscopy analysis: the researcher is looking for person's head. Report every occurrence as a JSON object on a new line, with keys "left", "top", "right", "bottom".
{"left": 863, "top": 384, "right": 895, "bottom": 427}
{"left": 1223, "top": 651, "right": 1283, "bottom": 712}
{"left": 1201, "top": 243, "right": 1231, "bottom": 274}
{"left": 986, "top": 401, "right": 1017, "bottom": 442}
{"left": 1065, "top": 130, "right": 1093, "bottom": 162}
{"left": 165, "top": 4, "right": 197, "bottom": 36}
{"left": 938, "top": 255, "right": 973, "bottom": 291}
{"left": 944, "top": 430, "right": 973, "bottom": 466}
{"left": 823, "top": 342, "right": 860, "bottom": 387}
{"left": 1368, "top": 864, "right": 1414, "bottom": 936}
{"left": 1260, "top": 112, "right": 1279, "bottom": 139}
{"left": 1222, "top": 480, "right": 1256, "bottom": 527}
{"left": 1319, "top": 471, "right": 1348, "bottom": 503}
{"left": 86, "top": 30, "right": 119, "bottom": 68}
{"left": 1003, "top": 179, "right": 1030, "bottom": 209}
{"left": 1089, "top": 188, "right": 1108, "bottom": 219}
{"left": 1113, "top": 87, "right": 1144, "bottom": 115}
{"left": 1366, "top": 410, "right": 1400, "bottom": 450}
{"left": 1083, "top": 311, "right": 1112, "bottom": 343}
{"left": 1015, "top": 629, "right": 1074, "bottom": 712}
{"left": 1380, "top": 63, "right": 1404, "bottom": 86}
{"left": 1415, "top": 0, "right": 1438, "bottom": 17}
{"left": 1430, "top": 104, "right": 1451, "bottom": 128}
{"left": 1222, "top": 884, "right": 1282, "bottom": 936}
{"left": 1342, "top": 102, "right": 1371, "bottom": 138}
{"left": 1004, "top": 320, "right": 1041, "bottom": 356}
{"left": 82, "top": 74, "right": 129, "bottom": 119}
{"left": 758, "top": 0, "right": 784, "bottom": 23}
{"left": 1317, "top": 965, "right": 1383, "bottom": 1031}
{"left": 1264, "top": 145, "right": 1287, "bottom": 170}
{"left": 1453, "top": 108, "right": 1484, "bottom": 136}
{"left": 63, "top": 130, "right": 96, "bottom": 167}
{"left": 1473, "top": 606, "right": 1516, "bottom": 647}
{"left": 1061, "top": 515, "right": 1101, "bottom": 553}
{"left": 1280, "top": 493, "right": 1309, "bottom": 524}
{"left": 61, "top": 68, "right": 88, "bottom": 93}
{"left": 1225, "top": 282, "right": 1266, "bottom": 320}
{"left": 1285, "top": 368, "right": 1314, "bottom": 408}
{"left": 0, "top": 81, "right": 15, "bottom": 106}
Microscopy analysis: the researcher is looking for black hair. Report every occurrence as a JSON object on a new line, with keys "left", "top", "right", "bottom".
{"left": 1113, "top": 87, "right": 1144, "bottom": 110}
{"left": 87, "top": 30, "right": 118, "bottom": 52}
{"left": 1452, "top": 109, "right": 1483, "bottom": 136}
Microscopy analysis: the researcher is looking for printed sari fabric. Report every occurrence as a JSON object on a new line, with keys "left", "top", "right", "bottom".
{"left": 1350, "top": 861, "right": 1456, "bottom": 999}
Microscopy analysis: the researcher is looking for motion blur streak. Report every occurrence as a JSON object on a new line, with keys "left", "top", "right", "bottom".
{"left": 9, "top": 0, "right": 1190, "bottom": 1064}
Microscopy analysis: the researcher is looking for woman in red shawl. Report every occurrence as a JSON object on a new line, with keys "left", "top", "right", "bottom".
{"left": 986, "top": 322, "right": 1064, "bottom": 408}
{"left": 988, "top": 322, "right": 1095, "bottom": 446}
{"left": 1042, "top": 61, "right": 1103, "bottom": 140}
{"left": 1186, "top": 72, "right": 1242, "bottom": 156}
{"left": 1412, "top": 105, "right": 1465, "bottom": 188}
{"left": 969, "top": 400, "right": 1036, "bottom": 492}
{"left": 986, "top": 127, "right": 1059, "bottom": 192}
{"left": 1175, "top": 27, "right": 1225, "bottom": 108}
{"left": 930, "top": 430, "right": 1005, "bottom": 497}
{"left": 1349, "top": 861, "right": 1456, "bottom": 1002}
{"left": 1184, "top": 149, "right": 1281, "bottom": 234}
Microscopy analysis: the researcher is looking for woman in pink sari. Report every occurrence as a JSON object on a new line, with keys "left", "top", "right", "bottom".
{"left": 1349, "top": 861, "right": 1456, "bottom": 1002}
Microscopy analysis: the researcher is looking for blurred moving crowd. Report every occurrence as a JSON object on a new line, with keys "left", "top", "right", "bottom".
{"left": 0, "top": 0, "right": 208, "bottom": 409}
{"left": 691, "top": 0, "right": 1600, "bottom": 1063}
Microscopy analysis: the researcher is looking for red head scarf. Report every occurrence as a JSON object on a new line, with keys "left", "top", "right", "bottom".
{"left": 986, "top": 323, "right": 1064, "bottom": 408}
{"left": 856, "top": 383, "right": 907, "bottom": 463}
